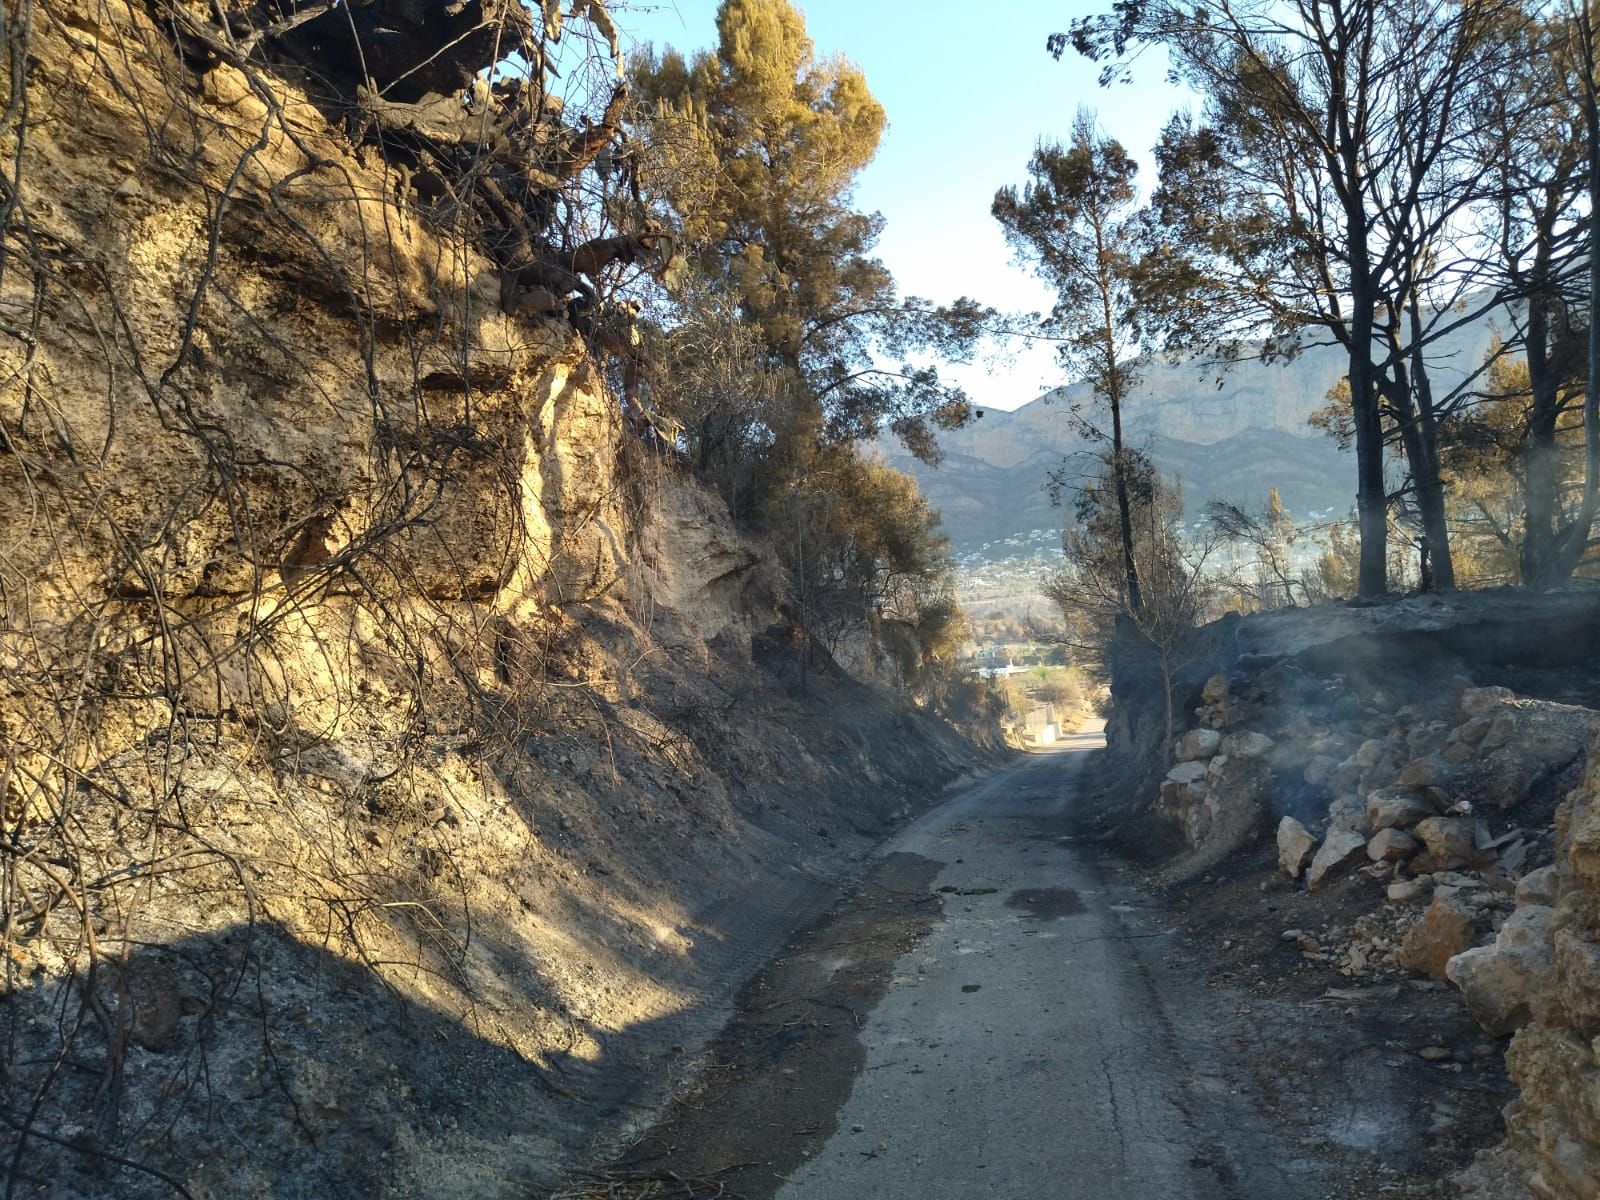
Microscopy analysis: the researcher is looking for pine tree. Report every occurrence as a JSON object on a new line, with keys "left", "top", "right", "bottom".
{"left": 993, "top": 110, "right": 1146, "bottom": 614}
{"left": 632, "top": 0, "right": 972, "bottom": 453}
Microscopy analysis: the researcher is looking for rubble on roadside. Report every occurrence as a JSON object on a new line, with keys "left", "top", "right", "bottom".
{"left": 1156, "top": 656, "right": 1600, "bottom": 1200}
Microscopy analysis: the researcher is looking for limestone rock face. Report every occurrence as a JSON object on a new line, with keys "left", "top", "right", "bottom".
{"left": 0, "top": 7, "right": 983, "bottom": 1198}
{"left": 1555, "top": 933, "right": 1600, "bottom": 1038}
{"left": 1505, "top": 1027, "right": 1600, "bottom": 1200}
{"left": 1457, "top": 729, "right": 1600, "bottom": 1198}
{"left": 637, "top": 477, "right": 776, "bottom": 649}
{"left": 1569, "top": 801, "right": 1600, "bottom": 893}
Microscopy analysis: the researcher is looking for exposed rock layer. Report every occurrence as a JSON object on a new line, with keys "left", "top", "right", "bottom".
{"left": 1469, "top": 746, "right": 1600, "bottom": 1198}
{"left": 0, "top": 7, "right": 990, "bottom": 1197}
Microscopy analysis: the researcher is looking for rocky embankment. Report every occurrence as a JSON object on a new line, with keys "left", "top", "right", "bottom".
{"left": 1121, "top": 590, "right": 1600, "bottom": 1196}
{"left": 0, "top": 6, "right": 996, "bottom": 1197}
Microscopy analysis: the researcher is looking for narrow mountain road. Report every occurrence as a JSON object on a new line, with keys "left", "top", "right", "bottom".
{"left": 609, "top": 725, "right": 1352, "bottom": 1199}
{"left": 778, "top": 722, "right": 1219, "bottom": 1197}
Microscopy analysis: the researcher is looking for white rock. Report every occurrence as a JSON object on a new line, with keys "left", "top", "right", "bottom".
{"left": 1278, "top": 816, "right": 1317, "bottom": 880}
{"left": 1307, "top": 827, "right": 1367, "bottom": 891}
{"left": 1222, "top": 730, "right": 1275, "bottom": 759}
{"left": 1387, "top": 878, "right": 1433, "bottom": 903}
{"left": 1174, "top": 728, "right": 1223, "bottom": 762}
{"left": 1165, "top": 760, "right": 1208, "bottom": 786}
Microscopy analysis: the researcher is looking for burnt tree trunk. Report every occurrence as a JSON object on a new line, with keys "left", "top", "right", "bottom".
{"left": 1523, "top": 288, "right": 1563, "bottom": 584}
{"left": 1552, "top": 7, "right": 1600, "bottom": 580}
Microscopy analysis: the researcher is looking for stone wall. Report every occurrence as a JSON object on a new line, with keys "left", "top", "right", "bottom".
{"left": 1157, "top": 673, "right": 1275, "bottom": 849}
{"left": 1452, "top": 737, "right": 1600, "bottom": 1198}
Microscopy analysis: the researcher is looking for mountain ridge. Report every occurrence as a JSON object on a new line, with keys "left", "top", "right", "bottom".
{"left": 888, "top": 315, "right": 1496, "bottom": 553}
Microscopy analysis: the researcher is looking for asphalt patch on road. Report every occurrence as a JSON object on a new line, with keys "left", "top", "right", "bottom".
{"left": 1004, "top": 885, "right": 1085, "bottom": 919}
{"left": 574, "top": 851, "right": 947, "bottom": 1200}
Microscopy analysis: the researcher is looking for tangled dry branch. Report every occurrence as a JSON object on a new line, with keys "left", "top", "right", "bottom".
{"left": 0, "top": 0, "right": 672, "bottom": 1193}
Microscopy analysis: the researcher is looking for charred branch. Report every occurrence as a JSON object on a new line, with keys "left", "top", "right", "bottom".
{"left": 205, "top": 0, "right": 536, "bottom": 102}
{"left": 153, "top": 0, "right": 660, "bottom": 346}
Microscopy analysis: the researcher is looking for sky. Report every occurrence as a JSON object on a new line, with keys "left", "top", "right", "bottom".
{"left": 615, "top": 0, "right": 1198, "bottom": 411}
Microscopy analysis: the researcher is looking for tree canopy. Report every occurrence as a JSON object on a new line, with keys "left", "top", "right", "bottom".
{"left": 1059, "top": 0, "right": 1600, "bottom": 596}
{"left": 627, "top": 0, "right": 979, "bottom": 693}
{"left": 632, "top": 0, "right": 977, "bottom": 458}
{"left": 993, "top": 111, "right": 1147, "bottom": 614}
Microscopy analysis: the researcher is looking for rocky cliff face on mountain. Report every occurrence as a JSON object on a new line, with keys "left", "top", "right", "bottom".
{"left": 886, "top": 322, "right": 1495, "bottom": 553}
{"left": 0, "top": 7, "right": 992, "bottom": 1196}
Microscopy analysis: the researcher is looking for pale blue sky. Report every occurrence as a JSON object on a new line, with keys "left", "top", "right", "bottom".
{"left": 616, "top": 1, "right": 1195, "bottom": 410}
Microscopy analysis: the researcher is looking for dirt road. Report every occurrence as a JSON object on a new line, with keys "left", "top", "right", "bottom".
{"left": 607, "top": 724, "right": 1414, "bottom": 1198}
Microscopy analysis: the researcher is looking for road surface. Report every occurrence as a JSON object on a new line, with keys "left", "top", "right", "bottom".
{"left": 617, "top": 722, "right": 1337, "bottom": 1198}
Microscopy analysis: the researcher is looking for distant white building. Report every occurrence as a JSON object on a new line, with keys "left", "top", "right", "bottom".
{"left": 978, "top": 658, "right": 1026, "bottom": 679}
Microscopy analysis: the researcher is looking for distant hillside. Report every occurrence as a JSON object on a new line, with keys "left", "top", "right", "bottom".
{"left": 885, "top": 319, "right": 1495, "bottom": 554}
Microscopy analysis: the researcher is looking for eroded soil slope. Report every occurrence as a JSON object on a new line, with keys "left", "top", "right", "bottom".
{"left": 0, "top": 5, "right": 998, "bottom": 1196}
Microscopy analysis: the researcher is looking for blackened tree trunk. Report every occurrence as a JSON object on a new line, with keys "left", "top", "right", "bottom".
{"left": 1551, "top": 6, "right": 1600, "bottom": 579}
{"left": 1108, "top": 366, "right": 1144, "bottom": 616}
{"left": 1349, "top": 264, "right": 1390, "bottom": 595}
{"left": 1523, "top": 289, "right": 1563, "bottom": 583}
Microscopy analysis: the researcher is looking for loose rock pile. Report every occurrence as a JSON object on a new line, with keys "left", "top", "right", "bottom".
{"left": 1240, "top": 675, "right": 1600, "bottom": 1198}
{"left": 1449, "top": 743, "right": 1600, "bottom": 1198}
{"left": 1275, "top": 685, "right": 1571, "bottom": 891}
{"left": 1158, "top": 674, "right": 1276, "bottom": 849}
{"left": 1124, "top": 595, "right": 1600, "bottom": 1195}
